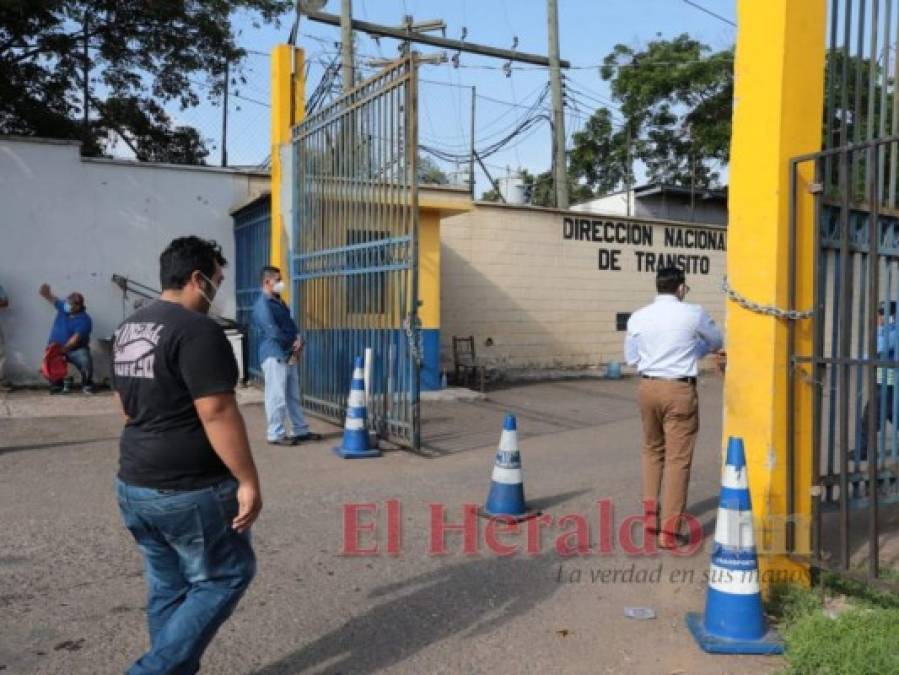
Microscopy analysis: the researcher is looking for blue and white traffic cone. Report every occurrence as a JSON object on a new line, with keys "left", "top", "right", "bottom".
{"left": 481, "top": 414, "right": 537, "bottom": 521}
{"left": 686, "top": 437, "right": 783, "bottom": 655}
{"left": 333, "top": 356, "right": 381, "bottom": 459}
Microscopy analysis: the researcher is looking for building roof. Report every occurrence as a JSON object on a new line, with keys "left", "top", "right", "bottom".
{"left": 633, "top": 182, "right": 727, "bottom": 201}
{"left": 573, "top": 181, "right": 728, "bottom": 207}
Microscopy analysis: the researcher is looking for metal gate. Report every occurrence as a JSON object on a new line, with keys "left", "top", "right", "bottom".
{"left": 789, "top": 139, "right": 899, "bottom": 591}
{"left": 234, "top": 196, "right": 271, "bottom": 381}
{"left": 291, "top": 56, "right": 421, "bottom": 449}
{"left": 784, "top": 0, "right": 899, "bottom": 591}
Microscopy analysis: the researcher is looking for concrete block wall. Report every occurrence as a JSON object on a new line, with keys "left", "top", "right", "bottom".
{"left": 440, "top": 202, "right": 727, "bottom": 373}
{"left": 0, "top": 136, "right": 269, "bottom": 385}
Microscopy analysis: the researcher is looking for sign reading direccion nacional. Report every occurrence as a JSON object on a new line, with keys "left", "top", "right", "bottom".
{"left": 562, "top": 216, "right": 726, "bottom": 274}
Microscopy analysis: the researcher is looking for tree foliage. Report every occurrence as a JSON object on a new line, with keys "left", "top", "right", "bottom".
{"left": 599, "top": 33, "right": 733, "bottom": 189}
{"left": 565, "top": 33, "right": 733, "bottom": 199}
{"left": 480, "top": 168, "right": 590, "bottom": 207}
{"left": 0, "top": 0, "right": 290, "bottom": 163}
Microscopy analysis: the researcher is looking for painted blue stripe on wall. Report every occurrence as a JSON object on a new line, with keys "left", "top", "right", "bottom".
{"left": 421, "top": 328, "right": 441, "bottom": 392}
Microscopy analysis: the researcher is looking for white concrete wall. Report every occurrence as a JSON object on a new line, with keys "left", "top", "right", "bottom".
{"left": 0, "top": 136, "right": 269, "bottom": 385}
{"left": 440, "top": 202, "right": 727, "bottom": 373}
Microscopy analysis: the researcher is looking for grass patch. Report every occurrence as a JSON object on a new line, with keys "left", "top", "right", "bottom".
{"left": 768, "top": 575, "right": 899, "bottom": 675}
{"left": 782, "top": 607, "right": 899, "bottom": 674}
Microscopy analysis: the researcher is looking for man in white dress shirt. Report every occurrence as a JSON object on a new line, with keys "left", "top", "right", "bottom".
{"left": 624, "top": 266, "right": 723, "bottom": 548}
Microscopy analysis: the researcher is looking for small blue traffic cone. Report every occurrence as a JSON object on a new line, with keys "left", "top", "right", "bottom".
{"left": 481, "top": 414, "right": 536, "bottom": 521}
{"left": 686, "top": 437, "right": 783, "bottom": 655}
{"left": 333, "top": 356, "right": 380, "bottom": 459}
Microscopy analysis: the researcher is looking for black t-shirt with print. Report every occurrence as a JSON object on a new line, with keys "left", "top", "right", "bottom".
{"left": 113, "top": 300, "right": 238, "bottom": 489}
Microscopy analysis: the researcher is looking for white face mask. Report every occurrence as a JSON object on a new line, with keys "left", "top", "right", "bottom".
{"left": 198, "top": 272, "right": 221, "bottom": 314}
{"left": 272, "top": 280, "right": 285, "bottom": 295}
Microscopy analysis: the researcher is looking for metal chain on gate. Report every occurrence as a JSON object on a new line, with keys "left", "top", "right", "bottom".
{"left": 403, "top": 315, "right": 423, "bottom": 366}
{"left": 721, "top": 277, "right": 815, "bottom": 320}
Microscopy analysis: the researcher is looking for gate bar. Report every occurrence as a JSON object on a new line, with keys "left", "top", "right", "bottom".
{"left": 865, "top": 142, "right": 881, "bottom": 578}
{"left": 838, "top": 146, "right": 853, "bottom": 571}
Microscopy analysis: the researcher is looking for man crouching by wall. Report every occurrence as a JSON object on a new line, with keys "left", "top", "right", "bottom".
{"left": 112, "top": 236, "right": 261, "bottom": 674}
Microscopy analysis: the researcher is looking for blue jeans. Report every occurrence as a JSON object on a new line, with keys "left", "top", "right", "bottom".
{"left": 116, "top": 478, "right": 256, "bottom": 675}
{"left": 64, "top": 346, "right": 93, "bottom": 384}
{"left": 261, "top": 356, "right": 309, "bottom": 441}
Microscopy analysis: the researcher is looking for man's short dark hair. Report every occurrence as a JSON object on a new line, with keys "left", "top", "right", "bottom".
{"left": 879, "top": 301, "right": 898, "bottom": 316}
{"left": 656, "top": 266, "right": 686, "bottom": 294}
{"left": 261, "top": 266, "right": 281, "bottom": 283}
{"left": 159, "top": 237, "right": 227, "bottom": 291}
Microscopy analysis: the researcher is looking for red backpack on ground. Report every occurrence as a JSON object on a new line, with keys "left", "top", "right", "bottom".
{"left": 41, "top": 343, "right": 67, "bottom": 383}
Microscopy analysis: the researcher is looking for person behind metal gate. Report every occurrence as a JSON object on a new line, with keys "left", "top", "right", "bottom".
{"left": 859, "top": 301, "right": 898, "bottom": 462}
{"left": 0, "top": 281, "right": 10, "bottom": 391}
{"left": 252, "top": 265, "right": 322, "bottom": 446}
{"left": 624, "top": 266, "right": 724, "bottom": 548}
{"left": 112, "top": 236, "right": 261, "bottom": 674}
{"left": 38, "top": 283, "right": 95, "bottom": 394}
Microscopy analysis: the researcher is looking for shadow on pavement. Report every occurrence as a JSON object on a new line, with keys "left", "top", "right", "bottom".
{"left": 0, "top": 436, "right": 119, "bottom": 456}
{"left": 528, "top": 488, "right": 594, "bottom": 513}
{"left": 254, "top": 552, "right": 561, "bottom": 675}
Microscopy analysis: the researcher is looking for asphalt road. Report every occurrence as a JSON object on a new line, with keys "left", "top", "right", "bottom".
{"left": 0, "top": 378, "right": 782, "bottom": 674}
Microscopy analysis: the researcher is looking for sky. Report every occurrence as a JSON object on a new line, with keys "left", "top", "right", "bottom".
{"left": 157, "top": 0, "right": 737, "bottom": 196}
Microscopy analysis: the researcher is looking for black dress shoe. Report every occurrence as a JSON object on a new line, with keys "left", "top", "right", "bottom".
{"left": 268, "top": 437, "right": 297, "bottom": 446}
{"left": 289, "top": 432, "right": 323, "bottom": 443}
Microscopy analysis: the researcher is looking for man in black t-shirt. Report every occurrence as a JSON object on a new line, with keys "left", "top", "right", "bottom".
{"left": 113, "top": 236, "right": 261, "bottom": 675}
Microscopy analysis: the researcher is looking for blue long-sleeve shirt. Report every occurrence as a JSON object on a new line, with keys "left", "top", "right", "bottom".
{"left": 251, "top": 294, "right": 298, "bottom": 363}
{"left": 877, "top": 322, "right": 898, "bottom": 385}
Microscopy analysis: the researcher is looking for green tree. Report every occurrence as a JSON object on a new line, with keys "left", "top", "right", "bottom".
{"left": 0, "top": 0, "right": 290, "bottom": 163}
{"left": 418, "top": 155, "right": 450, "bottom": 185}
{"left": 568, "top": 107, "right": 631, "bottom": 197}
{"left": 581, "top": 33, "right": 733, "bottom": 190}
{"left": 480, "top": 168, "right": 590, "bottom": 207}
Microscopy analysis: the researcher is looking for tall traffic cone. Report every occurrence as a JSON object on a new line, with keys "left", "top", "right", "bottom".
{"left": 481, "top": 414, "right": 537, "bottom": 521}
{"left": 333, "top": 356, "right": 381, "bottom": 459}
{"left": 686, "top": 437, "right": 783, "bottom": 655}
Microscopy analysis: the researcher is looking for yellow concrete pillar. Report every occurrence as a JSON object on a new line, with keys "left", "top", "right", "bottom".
{"left": 270, "top": 44, "right": 305, "bottom": 300}
{"left": 724, "top": 0, "right": 826, "bottom": 589}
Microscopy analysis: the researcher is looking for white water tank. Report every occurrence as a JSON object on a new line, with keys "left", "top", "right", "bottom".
{"left": 498, "top": 175, "right": 526, "bottom": 204}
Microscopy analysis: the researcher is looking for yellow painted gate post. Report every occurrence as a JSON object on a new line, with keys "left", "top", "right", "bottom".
{"left": 270, "top": 45, "right": 305, "bottom": 300}
{"left": 725, "top": 0, "right": 826, "bottom": 590}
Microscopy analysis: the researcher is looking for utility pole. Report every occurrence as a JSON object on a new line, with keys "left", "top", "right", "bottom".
{"left": 469, "top": 86, "right": 476, "bottom": 199}
{"left": 82, "top": 10, "right": 90, "bottom": 146}
{"left": 547, "top": 0, "right": 568, "bottom": 209}
{"left": 304, "top": 10, "right": 569, "bottom": 68}
{"left": 340, "top": 0, "right": 355, "bottom": 92}
{"left": 625, "top": 124, "right": 632, "bottom": 217}
{"left": 221, "top": 58, "right": 229, "bottom": 167}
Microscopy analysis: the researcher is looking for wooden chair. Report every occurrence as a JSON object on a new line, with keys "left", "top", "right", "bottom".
{"left": 452, "top": 335, "right": 486, "bottom": 392}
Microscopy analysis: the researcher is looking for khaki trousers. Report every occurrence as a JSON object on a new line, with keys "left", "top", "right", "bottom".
{"left": 637, "top": 378, "right": 699, "bottom": 535}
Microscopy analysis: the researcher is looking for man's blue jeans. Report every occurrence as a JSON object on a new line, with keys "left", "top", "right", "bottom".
{"left": 64, "top": 346, "right": 93, "bottom": 384}
{"left": 116, "top": 478, "right": 256, "bottom": 674}
{"left": 261, "top": 356, "right": 309, "bottom": 441}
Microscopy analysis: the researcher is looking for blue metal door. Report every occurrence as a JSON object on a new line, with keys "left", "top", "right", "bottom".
{"left": 234, "top": 196, "right": 271, "bottom": 381}
{"left": 291, "top": 56, "right": 421, "bottom": 448}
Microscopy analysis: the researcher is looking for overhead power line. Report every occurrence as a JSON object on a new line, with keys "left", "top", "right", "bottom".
{"left": 680, "top": 0, "right": 736, "bottom": 27}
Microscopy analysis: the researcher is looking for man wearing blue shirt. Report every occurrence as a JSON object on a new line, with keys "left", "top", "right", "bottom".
{"left": 251, "top": 266, "right": 321, "bottom": 445}
{"left": 859, "top": 302, "right": 898, "bottom": 461}
{"left": 39, "top": 283, "right": 95, "bottom": 394}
